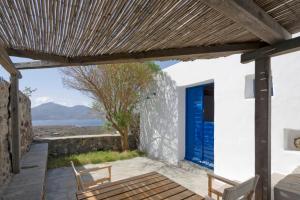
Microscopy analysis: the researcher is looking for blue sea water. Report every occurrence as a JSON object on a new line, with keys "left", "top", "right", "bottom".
{"left": 32, "top": 119, "right": 103, "bottom": 127}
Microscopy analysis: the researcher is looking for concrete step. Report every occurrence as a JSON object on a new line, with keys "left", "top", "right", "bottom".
{"left": 1, "top": 143, "right": 48, "bottom": 200}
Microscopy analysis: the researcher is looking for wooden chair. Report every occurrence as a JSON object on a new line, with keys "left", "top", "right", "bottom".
{"left": 207, "top": 173, "right": 259, "bottom": 200}
{"left": 70, "top": 161, "right": 112, "bottom": 192}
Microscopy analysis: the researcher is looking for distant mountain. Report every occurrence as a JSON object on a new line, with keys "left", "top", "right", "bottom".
{"left": 32, "top": 102, "right": 103, "bottom": 120}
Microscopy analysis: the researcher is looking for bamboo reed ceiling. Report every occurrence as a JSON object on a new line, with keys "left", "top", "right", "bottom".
{"left": 0, "top": 0, "right": 300, "bottom": 60}
{"left": 255, "top": 0, "right": 300, "bottom": 34}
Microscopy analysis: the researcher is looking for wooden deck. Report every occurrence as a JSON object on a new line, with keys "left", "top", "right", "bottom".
{"left": 77, "top": 172, "right": 204, "bottom": 200}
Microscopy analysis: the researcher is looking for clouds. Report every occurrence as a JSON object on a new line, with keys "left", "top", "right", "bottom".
{"left": 32, "top": 96, "right": 53, "bottom": 107}
{"left": 31, "top": 96, "right": 92, "bottom": 108}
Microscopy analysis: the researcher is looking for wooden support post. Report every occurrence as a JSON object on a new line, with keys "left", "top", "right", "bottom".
{"left": 10, "top": 75, "right": 20, "bottom": 173}
{"left": 255, "top": 57, "right": 271, "bottom": 200}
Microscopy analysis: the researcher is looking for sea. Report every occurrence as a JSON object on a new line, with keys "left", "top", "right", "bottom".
{"left": 32, "top": 119, "right": 103, "bottom": 127}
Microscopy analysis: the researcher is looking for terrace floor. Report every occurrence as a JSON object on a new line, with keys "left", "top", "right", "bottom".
{"left": 46, "top": 157, "right": 209, "bottom": 200}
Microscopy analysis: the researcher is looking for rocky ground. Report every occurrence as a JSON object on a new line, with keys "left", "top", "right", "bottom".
{"left": 33, "top": 126, "right": 116, "bottom": 138}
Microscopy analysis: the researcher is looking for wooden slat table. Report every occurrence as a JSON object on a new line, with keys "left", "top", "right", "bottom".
{"left": 77, "top": 172, "right": 204, "bottom": 200}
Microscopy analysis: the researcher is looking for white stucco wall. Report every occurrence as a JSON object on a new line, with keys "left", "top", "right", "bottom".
{"left": 140, "top": 51, "right": 300, "bottom": 182}
{"left": 140, "top": 73, "right": 180, "bottom": 165}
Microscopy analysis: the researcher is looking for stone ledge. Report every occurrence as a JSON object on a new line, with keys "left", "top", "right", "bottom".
{"left": 0, "top": 143, "right": 48, "bottom": 200}
{"left": 34, "top": 134, "right": 120, "bottom": 140}
{"left": 34, "top": 134, "right": 137, "bottom": 157}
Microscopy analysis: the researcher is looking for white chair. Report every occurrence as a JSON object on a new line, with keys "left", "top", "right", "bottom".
{"left": 207, "top": 173, "right": 259, "bottom": 200}
{"left": 70, "top": 161, "right": 112, "bottom": 192}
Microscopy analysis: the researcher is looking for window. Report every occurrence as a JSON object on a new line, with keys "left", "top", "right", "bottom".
{"left": 245, "top": 74, "right": 273, "bottom": 99}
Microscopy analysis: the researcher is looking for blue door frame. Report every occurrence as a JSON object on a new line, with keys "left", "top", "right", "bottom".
{"left": 185, "top": 84, "right": 214, "bottom": 170}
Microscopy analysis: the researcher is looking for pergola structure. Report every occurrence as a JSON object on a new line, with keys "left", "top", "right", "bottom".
{"left": 1, "top": 1, "right": 300, "bottom": 199}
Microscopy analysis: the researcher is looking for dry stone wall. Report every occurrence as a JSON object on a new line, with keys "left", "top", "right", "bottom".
{"left": 19, "top": 92, "right": 33, "bottom": 155}
{"left": 0, "top": 78, "right": 33, "bottom": 187}
{"left": 0, "top": 80, "right": 11, "bottom": 187}
{"left": 35, "top": 134, "right": 137, "bottom": 157}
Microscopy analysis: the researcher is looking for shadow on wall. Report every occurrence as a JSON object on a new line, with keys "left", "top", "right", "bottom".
{"left": 140, "top": 72, "right": 179, "bottom": 165}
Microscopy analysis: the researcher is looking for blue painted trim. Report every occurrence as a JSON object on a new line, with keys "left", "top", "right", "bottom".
{"left": 185, "top": 84, "right": 214, "bottom": 170}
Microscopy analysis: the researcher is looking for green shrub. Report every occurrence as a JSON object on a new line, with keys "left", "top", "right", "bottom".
{"left": 48, "top": 150, "right": 145, "bottom": 169}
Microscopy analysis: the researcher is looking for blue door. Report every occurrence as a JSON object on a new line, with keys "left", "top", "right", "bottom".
{"left": 185, "top": 85, "right": 214, "bottom": 169}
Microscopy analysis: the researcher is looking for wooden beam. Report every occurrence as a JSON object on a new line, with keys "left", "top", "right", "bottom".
{"left": 14, "top": 61, "right": 65, "bottom": 70}
{"left": 71, "top": 42, "right": 264, "bottom": 63}
{"left": 0, "top": 45, "right": 21, "bottom": 77}
{"left": 241, "top": 36, "right": 300, "bottom": 63}
{"left": 203, "top": 0, "right": 291, "bottom": 44}
{"left": 6, "top": 48, "right": 69, "bottom": 63}
{"left": 255, "top": 57, "right": 272, "bottom": 200}
{"left": 13, "top": 42, "right": 265, "bottom": 69}
{"left": 10, "top": 75, "right": 20, "bottom": 174}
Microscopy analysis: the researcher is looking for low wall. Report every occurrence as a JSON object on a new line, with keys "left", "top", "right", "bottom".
{"left": 34, "top": 134, "right": 137, "bottom": 157}
{"left": 0, "top": 78, "right": 33, "bottom": 187}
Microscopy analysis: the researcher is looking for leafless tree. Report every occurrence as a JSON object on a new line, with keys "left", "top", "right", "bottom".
{"left": 61, "top": 62, "right": 159, "bottom": 151}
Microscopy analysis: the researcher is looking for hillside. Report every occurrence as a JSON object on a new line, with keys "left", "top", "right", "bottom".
{"left": 32, "top": 102, "right": 102, "bottom": 120}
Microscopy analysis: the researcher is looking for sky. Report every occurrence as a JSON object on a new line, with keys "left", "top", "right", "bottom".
{"left": 0, "top": 58, "right": 178, "bottom": 108}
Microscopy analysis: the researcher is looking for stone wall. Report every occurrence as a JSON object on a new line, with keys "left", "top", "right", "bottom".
{"left": 19, "top": 90, "right": 33, "bottom": 155}
{"left": 34, "top": 135, "right": 137, "bottom": 157}
{"left": 0, "top": 78, "right": 33, "bottom": 187}
{"left": 0, "top": 80, "right": 11, "bottom": 187}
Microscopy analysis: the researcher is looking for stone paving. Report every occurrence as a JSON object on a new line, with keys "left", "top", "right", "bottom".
{"left": 1, "top": 143, "right": 48, "bottom": 200}
{"left": 45, "top": 157, "right": 210, "bottom": 200}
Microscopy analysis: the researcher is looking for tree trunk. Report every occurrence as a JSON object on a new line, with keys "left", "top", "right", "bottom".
{"left": 110, "top": 122, "right": 129, "bottom": 151}
{"left": 120, "top": 130, "right": 129, "bottom": 151}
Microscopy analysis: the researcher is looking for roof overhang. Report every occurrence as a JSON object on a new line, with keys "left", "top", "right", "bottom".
{"left": 1, "top": 0, "right": 299, "bottom": 71}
